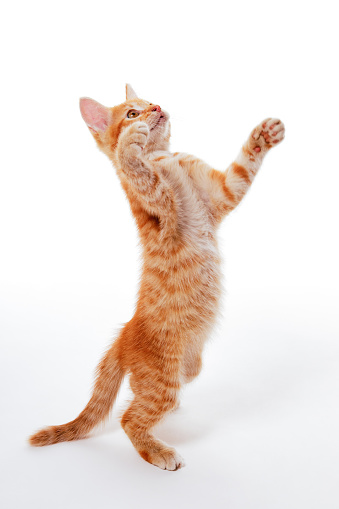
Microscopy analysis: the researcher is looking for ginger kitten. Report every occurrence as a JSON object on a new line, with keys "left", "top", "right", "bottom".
{"left": 29, "top": 84, "right": 285, "bottom": 470}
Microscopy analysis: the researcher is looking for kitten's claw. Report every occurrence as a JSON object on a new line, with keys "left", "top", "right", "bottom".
{"left": 251, "top": 118, "right": 285, "bottom": 152}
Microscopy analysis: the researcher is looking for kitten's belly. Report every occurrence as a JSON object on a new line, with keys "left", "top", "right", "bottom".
{"left": 142, "top": 240, "right": 222, "bottom": 336}
{"left": 142, "top": 157, "right": 222, "bottom": 333}
{"left": 175, "top": 243, "right": 222, "bottom": 321}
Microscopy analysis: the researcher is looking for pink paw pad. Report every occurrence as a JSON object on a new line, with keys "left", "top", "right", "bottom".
{"left": 250, "top": 118, "right": 285, "bottom": 153}
{"left": 260, "top": 118, "right": 285, "bottom": 146}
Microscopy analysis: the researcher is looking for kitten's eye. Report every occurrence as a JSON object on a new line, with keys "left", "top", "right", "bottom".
{"left": 127, "top": 110, "right": 140, "bottom": 119}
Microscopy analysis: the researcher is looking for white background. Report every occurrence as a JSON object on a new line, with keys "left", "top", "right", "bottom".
{"left": 1, "top": 1, "right": 338, "bottom": 508}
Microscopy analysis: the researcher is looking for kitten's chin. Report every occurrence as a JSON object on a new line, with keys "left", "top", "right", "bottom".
{"left": 150, "top": 111, "right": 169, "bottom": 131}
{"left": 148, "top": 118, "right": 170, "bottom": 149}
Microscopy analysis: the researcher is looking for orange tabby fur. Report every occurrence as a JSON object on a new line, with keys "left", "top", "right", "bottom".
{"left": 29, "top": 84, "right": 285, "bottom": 470}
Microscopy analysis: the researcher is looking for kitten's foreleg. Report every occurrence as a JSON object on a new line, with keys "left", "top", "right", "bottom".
{"left": 117, "top": 122, "right": 177, "bottom": 234}
{"left": 222, "top": 118, "right": 285, "bottom": 210}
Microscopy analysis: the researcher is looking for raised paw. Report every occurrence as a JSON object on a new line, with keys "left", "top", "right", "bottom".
{"left": 139, "top": 447, "right": 185, "bottom": 471}
{"left": 251, "top": 118, "right": 285, "bottom": 152}
{"left": 123, "top": 121, "right": 149, "bottom": 152}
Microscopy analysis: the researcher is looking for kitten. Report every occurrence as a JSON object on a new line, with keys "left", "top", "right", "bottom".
{"left": 29, "top": 84, "right": 285, "bottom": 470}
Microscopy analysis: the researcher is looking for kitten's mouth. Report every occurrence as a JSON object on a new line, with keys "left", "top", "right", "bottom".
{"left": 150, "top": 114, "right": 166, "bottom": 130}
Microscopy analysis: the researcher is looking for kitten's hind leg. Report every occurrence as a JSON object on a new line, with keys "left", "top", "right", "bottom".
{"left": 121, "top": 374, "right": 185, "bottom": 471}
{"left": 182, "top": 341, "right": 204, "bottom": 384}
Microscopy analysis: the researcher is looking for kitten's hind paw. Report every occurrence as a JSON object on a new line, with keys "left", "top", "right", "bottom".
{"left": 139, "top": 447, "right": 185, "bottom": 471}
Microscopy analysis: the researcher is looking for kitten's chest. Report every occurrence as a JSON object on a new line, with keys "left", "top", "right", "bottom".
{"left": 153, "top": 153, "right": 216, "bottom": 251}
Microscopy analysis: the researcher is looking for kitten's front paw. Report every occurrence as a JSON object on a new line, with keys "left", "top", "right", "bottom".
{"left": 251, "top": 118, "right": 285, "bottom": 152}
{"left": 121, "top": 121, "right": 149, "bottom": 154}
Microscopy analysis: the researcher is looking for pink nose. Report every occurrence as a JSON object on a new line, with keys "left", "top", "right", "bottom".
{"left": 152, "top": 105, "right": 161, "bottom": 112}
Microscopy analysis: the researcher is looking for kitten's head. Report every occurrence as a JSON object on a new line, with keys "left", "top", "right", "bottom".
{"left": 79, "top": 84, "right": 170, "bottom": 158}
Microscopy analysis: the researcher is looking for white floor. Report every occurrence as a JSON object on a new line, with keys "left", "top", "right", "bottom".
{"left": 1, "top": 283, "right": 338, "bottom": 509}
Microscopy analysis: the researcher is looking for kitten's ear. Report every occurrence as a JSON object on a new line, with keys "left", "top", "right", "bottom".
{"left": 126, "top": 83, "right": 138, "bottom": 101}
{"left": 79, "top": 98, "right": 111, "bottom": 133}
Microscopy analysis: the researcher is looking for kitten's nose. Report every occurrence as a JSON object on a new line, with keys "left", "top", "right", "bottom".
{"left": 152, "top": 105, "right": 161, "bottom": 112}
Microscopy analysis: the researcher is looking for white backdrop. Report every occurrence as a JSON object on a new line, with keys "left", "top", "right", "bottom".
{"left": 1, "top": 1, "right": 338, "bottom": 508}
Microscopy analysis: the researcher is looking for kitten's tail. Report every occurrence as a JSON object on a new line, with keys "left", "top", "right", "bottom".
{"left": 29, "top": 340, "right": 125, "bottom": 447}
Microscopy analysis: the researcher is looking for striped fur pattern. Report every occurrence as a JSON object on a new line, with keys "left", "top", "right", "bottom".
{"left": 29, "top": 84, "right": 285, "bottom": 470}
